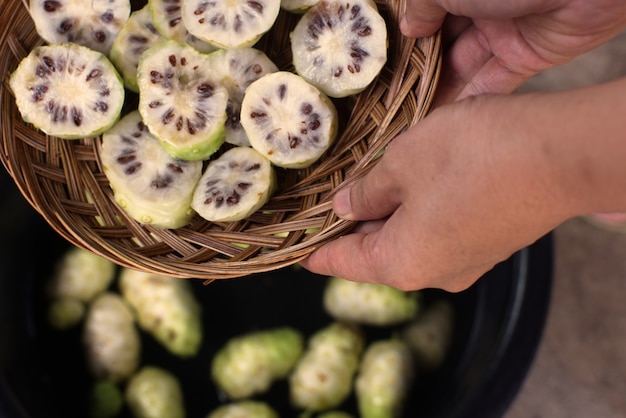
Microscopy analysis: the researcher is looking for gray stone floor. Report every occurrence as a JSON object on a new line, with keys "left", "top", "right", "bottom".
{"left": 505, "top": 31, "right": 626, "bottom": 418}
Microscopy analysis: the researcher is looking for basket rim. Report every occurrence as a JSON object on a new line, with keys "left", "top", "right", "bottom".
{"left": 0, "top": 0, "right": 442, "bottom": 280}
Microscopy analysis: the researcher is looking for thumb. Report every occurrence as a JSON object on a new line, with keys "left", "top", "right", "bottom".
{"left": 333, "top": 160, "right": 401, "bottom": 221}
{"left": 400, "top": 0, "right": 447, "bottom": 39}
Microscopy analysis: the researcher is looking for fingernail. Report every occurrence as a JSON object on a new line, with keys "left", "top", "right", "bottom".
{"left": 333, "top": 187, "right": 353, "bottom": 219}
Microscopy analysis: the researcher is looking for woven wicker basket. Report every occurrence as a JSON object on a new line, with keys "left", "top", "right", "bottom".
{"left": 0, "top": 0, "right": 441, "bottom": 280}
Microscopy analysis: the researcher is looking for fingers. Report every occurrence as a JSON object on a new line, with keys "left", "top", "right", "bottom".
{"left": 299, "top": 230, "right": 384, "bottom": 283}
{"left": 332, "top": 158, "right": 403, "bottom": 222}
{"left": 400, "top": 0, "right": 447, "bottom": 38}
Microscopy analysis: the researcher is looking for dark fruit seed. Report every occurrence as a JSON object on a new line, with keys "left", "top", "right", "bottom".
{"left": 71, "top": 107, "right": 82, "bottom": 126}
{"left": 117, "top": 153, "right": 136, "bottom": 165}
{"left": 215, "top": 196, "right": 224, "bottom": 208}
{"left": 43, "top": 0, "right": 62, "bottom": 12}
{"left": 169, "top": 17, "right": 181, "bottom": 27}
{"left": 46, "top": 99, "right": 55, "bottom": 113}
{"left": 169, "top": 55, "right": 177, "bottom": 66}
{"left": 92, "top": 31, "right": 107, "bottom": 43}
{"left": 165, "top": 5, "right": 181, "bottom": 13}
{"left": 95, "top": 101, "right": 108, "bottom": 112}
{"left": 176, "top": 116, "right": 184, "bottom": 131}
{"left": 351, "top": 46, "right": 369, "bottom": 60}
{"left": 187, "top": 120, "right": 197, "bottom": 135}
{"left": 246, "top": 163, "right": 260, "bottom": 172}
{"left": 54, "top": 105, "right": 68, "bottom": 123}
{"left": 210, "top": 13, "right": 225, "bottom": 26}
{"left": 334, "top": 67, "right": 343, "bottom": 77}
{"left": 250, "top": 111, "right": 267, "bottom": 119}
{"left": 234, "top": 14, "right": 243, "bottom": 32}
{"left": 32, "top": 84, "right": 48, "bottom": 102}
{"left": 100, "top": 88, "right": 110, "bottom": 97}
{"left": 197, "top": 83, "right": 214, "bottom": 97}
{"left": 168, "top": 164, "right": 184, "bottom": 174}
{"left": 150, "top": 71, "right": 163, "bottom": 83}
{"left": 124, "top": 162, "right": 142, "bottom": 175}
{"left": 149, "top": 101, "right": 162, "bottom": 108}
{"left": 309, "top": 117, "right": 321, "bottom": 130}
{"left": 129, "top": 35, "right": 149, "bottom": 44}
{"left": 162, "top": 108, "right": 175, "bottom": 124}
{"left": 227, "top": 191, "right": 240, "bottom": 206}
{"left": 101, "top": 11, "right": 114, "bottom": 23}
{"left": 251, "top": 64, "right": 262, "bottom": 75}
{"left": 58, "top": 18, "right": 74, "bottom": 34}
{"left": 43, "top": 56, "right": 55, "bottom": 70}
{"left": 86, "top": 69, "right": 102, "bottom": 82}
{"left": 181, "top": 57, "right": 188, "bottom": 66}
{"left": 35, "top": 65, "right": 51, "bottom": 78}
{"left": 278, "top": 84, "right": 287, "bottom": 100}
{"left": 238, "top": 182, "right": 251, "bottom": 190}
{"left": 152, "top": 175, "right": 172, "bottom": 189}
{"left": 247, "top": 1, "right": 263, "bottom": 13}
{"left": 289, "top": 135, "right": 301, "bottom": 149}
{"left": 301, "top": 103, "right": 313, "bottom": 115}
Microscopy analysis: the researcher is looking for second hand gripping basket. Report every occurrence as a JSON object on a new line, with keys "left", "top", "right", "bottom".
{"left": 0, "top": 0, "right": 441, "bottom": 280}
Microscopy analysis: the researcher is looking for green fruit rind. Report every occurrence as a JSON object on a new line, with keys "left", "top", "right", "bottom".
{"left": 125, "top": 366, "right": 185, "bottom": 418}
{"left": 9, "top": 43, "right": 125, "bottom": 139}
{"left": 100, "top": 111, "right": 202, "bottom": 229}
{"left": 83, "top": 292, "right": 141, "bottom": 383}
{"left": 290, "top": 0, "right": 388, "bottom": 98}
{"left": 211, "top": 327, "right": 304, "bottom": 400}
{"left": 137, "top": 40, "right": 229, "bottom": 161}
{"left": 181, "top": 0, "right": 281, "bottom": 49}
{"left": 119, "top": 268, "right": 203, "bottom": 358}
{"left": 109, "top": 5, "right": 165, "bottom": 93}
{"left": 289, "top": 322, "right": 364, "bottom": 411}
{"left": 241, "top": 71, "right": 338, "bottom": 169}
{"left": 355, "top": 340, "right": 414, "bottom": 418}
{"left": 158, "top": 124, "right": 225, "bottom": 162}
{"left": 206, "top": 400, "right": 279, "bottom": 418}
{"left": 280, "top": 0, "right": 320, "bottom": 14}
{"left": 191, "top": 146, "right": 276, "bottom": 223}
{"left": 206, "top": 47, "right": 279, "bottom": 147}
{"left": 148, "top": 0, "right": 217, "bottom": 53}
{"left": 323, "top": 276, "right": 420, "bottom": 326}
{"left": 29, "top": 0, "right": 131, "bottom": 55}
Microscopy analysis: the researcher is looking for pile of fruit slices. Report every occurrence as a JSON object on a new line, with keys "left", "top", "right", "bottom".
{"left": 9, "top": 0, "right": 388, "bottom": 227}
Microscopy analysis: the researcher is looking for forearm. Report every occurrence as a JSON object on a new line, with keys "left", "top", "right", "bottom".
{"left": 502, "top": 78, "right": 626, "bottom": 217}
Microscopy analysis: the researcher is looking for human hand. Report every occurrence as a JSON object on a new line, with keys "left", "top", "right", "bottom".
{"left": 400, "top": 0, "right": 626, "bottom": 104}
{"left": 301, "top": 93, "right": 588, "bottom": 291}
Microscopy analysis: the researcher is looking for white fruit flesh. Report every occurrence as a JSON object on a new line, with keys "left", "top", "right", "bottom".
{"left": 280, "top": 0, "right": 319, "bottom": 14}
{"left": 290, "top": 0, "right": 387, "bottom": 98}
{"left": 137, "top": 40, "right": 229, "bottom": 161}
{"left": 83, "top": 292, "right": 140, "bottom": 383}
{"left": 109, "top": 5, "right": 165, "bottom": 93}
{"left": 192, "top": 146, "right": 275, "bottom": 222}
{"left": 9, "top": 43, "right": 125, "bottom": 139}
{"left": 29, "top": 0, "right": 130, "bottom": 55}
{"left": 207, "top": 48, "right": 278, "bottom": 147}
{"left": 149, "top": 0, "right": 217, "bottom": 53}
{"left": 240, "top": 71, "right": 338, "bottom": 169}
{"left": 181, "top": 0, "right": 281, "bottom": 49}
{"left": 100, "top": 111, "right": 203, "bottom": 229}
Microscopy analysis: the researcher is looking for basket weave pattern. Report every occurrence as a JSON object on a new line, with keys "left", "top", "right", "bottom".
{"left": 0, "top": 0, "right": 441, "bottom": 279}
